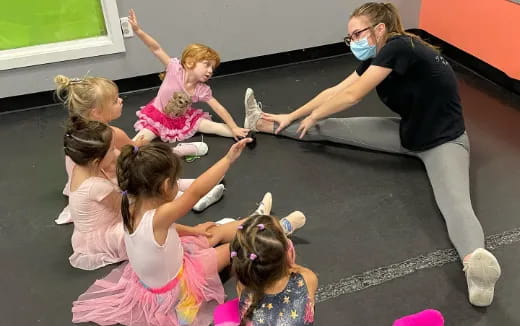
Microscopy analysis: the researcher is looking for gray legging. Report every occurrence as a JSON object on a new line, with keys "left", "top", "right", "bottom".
{"left": 278, "top": 116, "right": 484, "bottom": 260}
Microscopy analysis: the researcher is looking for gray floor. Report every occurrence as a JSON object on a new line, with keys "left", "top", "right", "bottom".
{"left": 1, "top": 54, "right": 519, "bottom": 326}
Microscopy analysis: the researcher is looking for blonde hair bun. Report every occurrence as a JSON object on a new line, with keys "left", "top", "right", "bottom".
{"left": 54, "top": 75, "right": 71, "bottom": 87}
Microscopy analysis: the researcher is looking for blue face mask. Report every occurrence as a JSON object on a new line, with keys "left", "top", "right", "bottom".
{"left": 350, "top": 37, "right": 377, "bottom": 61}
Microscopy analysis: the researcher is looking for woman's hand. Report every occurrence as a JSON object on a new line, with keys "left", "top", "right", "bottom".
{"left": 225, "top": 138, "right": 251, "bottom": 163}
{"left": 296, "top": 115, "right": 318, "bottom": 139}
{"left": 261, "top": 113, "right": 295, "bottom": 134}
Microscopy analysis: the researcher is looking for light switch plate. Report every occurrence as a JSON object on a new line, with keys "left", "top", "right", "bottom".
{"left": 120, "top": 17, "right": 134, "bottom": 38}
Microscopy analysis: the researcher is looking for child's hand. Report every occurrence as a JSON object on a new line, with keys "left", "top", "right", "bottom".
{"left": 226, "top": 138, "right": 252, "bottom": 163}
{"left": 192, "top": 222, "right": 217, "bottom": 237}
{"left": 231, "top": 127, "right": 249, "bottom": 140}
{"left": 128, "top": 9, "right": 141, "bottom": 32}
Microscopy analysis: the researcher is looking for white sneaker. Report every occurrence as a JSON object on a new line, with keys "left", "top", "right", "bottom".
{"left": 252, "top": 192, "right": 272, "bottom": 216}
{"left": 463, "top": 248, "right": 501, "bottom": 307}
{"left": 280, "top": 211, "right": 306, "bottom": 236}
{"left": 192, "top": 184, "right": 225, "bottom": 212}
{"left": 244, "top": 88, "right": 263, "bottom": 131}
{"left": 174, "top": 142, "right": 209, "bottom": 156}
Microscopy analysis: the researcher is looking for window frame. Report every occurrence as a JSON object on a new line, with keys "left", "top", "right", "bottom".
{"left": 0, "top": 0, "right": 125, "bottom": 71}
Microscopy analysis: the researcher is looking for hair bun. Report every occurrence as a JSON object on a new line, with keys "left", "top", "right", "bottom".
{"left": 54, "top": 75, "right": 71, "bottom": 87}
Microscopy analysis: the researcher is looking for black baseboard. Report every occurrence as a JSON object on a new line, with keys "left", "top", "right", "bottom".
{"left": 2, "top": 30, "right": 518, "bottom": 113}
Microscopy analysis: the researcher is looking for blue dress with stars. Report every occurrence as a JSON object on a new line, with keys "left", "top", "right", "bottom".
{"left": 239, "top": 273, "right": 314, "bottom": 325}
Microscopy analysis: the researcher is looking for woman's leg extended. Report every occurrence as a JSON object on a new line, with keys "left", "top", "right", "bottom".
{"left": 246, "top": 89, "right": 410, "bottom": 154}
{"left": 274, "top": 116, "right": 412, "bottom": 155}
{"left": 418, "top": 133, "right": 500, "bottom": 307}
{"left": 417, "top": 133, "right": 484, "bottom": 259}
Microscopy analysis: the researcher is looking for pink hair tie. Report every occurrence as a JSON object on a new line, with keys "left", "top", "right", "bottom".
{"left": 230, "top": 251, "right": 237, "bottom": 258}
{"left": 257, "top": 224, "right": 265, "bottom": 230}
{"left": 249, "top": 253, "right": 258, "bottom": 261}
{"left": 237, "top": 225, "right": 243, "bottom": 230}
{"left": 133, "top": 145, "right": 139, "bottom": 153}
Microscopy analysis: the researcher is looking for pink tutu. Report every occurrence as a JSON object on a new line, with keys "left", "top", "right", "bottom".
{"left": 72, "top": 236, "right": 225, "bottom": 326}
{"left": 134, "top": 102, "right": 211, "bottom": 143}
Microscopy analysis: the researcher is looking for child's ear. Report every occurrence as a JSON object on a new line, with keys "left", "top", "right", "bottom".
{"left": 184, "top": 58, "right": 195, "bottom": 69}
{"left": 91, "top": 158, "right": 102, "bottom": 167}
{"left": 89, "top": 107, "right": 104, "bottom": 121}
{"left": 161, "top": 178, "right": 170, "bottom": 195}
{"left": 286, "top": 239, "right": 296, "bottom": 266}
{"left": 161, "top": 177, "right": 176, "bottom": 197}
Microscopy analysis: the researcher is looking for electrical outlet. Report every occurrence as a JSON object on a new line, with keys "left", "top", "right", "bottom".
{"left": 120, "top": 17, "right": 134, "bottom": 38}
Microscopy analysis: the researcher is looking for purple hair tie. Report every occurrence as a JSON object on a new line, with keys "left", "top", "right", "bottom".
{"left": 257, "top": 224, "right": 265, "bottom": 230}
{"left": 230, "top": 251, "right": 237, "bottom": 258}
{"left": 249, "top": 253, "right": 258, "bottom": 261}
{"left": 237, "top": 225, "right": 243, "bottom": 230}
{"left": 133, "top": 145, "right": 138, "bottom": 153}
{"left": 121, "top": 190, "right": 128, "bottom": 195}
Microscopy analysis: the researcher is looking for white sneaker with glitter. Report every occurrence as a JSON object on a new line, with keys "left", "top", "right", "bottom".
{"left": 251, "top": 192, "right": 272, "bottom": 216}
{"left": 244, "top": 88, "right": 264, "bottom": 131}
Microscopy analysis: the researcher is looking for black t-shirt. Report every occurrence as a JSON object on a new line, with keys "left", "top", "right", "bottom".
{"left": 356, "top": 35, "right": 465, "bottom": 151}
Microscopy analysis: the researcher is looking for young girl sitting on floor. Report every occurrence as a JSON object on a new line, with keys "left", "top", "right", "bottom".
{"left": 231, "top": 214, "right": 318, "bottom": 326}
{"left": 128, "top": 9, "right": 249, "bottom": 143}
{"left": 64, "top": 116, "right": 127, "bottom": 270}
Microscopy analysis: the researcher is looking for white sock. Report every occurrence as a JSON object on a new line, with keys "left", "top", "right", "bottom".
{"left": 215, "top": 218, "right": 236, "bottom": 225}
{"left": 279, "top": 211, "right": 306, "bottom": 236}
{"left": 192, "top": 184, "right": 225, "bottom": 212}
{"left": 55, "top": 205, "right": 72, "bottom": 224}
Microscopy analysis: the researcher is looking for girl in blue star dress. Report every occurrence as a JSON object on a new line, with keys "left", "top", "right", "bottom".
{"left": 230, "top": 214, "right": 318, "bottom": 326}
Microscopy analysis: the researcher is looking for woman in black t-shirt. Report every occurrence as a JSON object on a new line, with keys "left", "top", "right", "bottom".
{"left": 243, "top": 2, "right": 500, "bottom": 307}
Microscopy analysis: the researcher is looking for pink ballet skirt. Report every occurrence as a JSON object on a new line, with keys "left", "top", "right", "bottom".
{"left": 134, "top": 101, "right": 211, "bottom": 143}
{"left": 69, "top": 220, "right": 127, "bottom": 270}
{"left": 72, "top": 235, "right": 225, "bottom": 326}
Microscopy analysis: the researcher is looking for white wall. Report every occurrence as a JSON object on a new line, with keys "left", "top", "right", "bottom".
{"left": 0, "top": 0, "right": 421, "bottom": 98}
